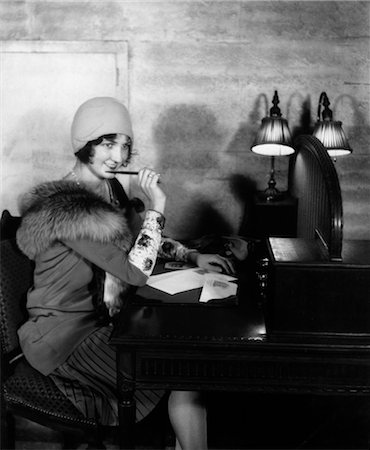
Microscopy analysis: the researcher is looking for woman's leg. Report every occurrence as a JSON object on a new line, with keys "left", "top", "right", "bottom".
{"left": 168, "top": 390, "right": 207, "bottom": 450}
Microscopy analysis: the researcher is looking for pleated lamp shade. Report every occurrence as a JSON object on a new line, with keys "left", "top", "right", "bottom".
{"left": 251, "top": 115, "right": 295, "bottom": 156}
{"left": 312, "top": 92, "right": 352, "bottom": 157}
{"left": 313, "top": 120, "right": 352, "bottom": 157}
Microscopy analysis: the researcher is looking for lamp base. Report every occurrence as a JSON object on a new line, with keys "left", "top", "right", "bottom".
{"left": 261, "top": 186, "right": 285, "bottom": 202}
{"left": 262, "top": 170, "right": 285, "bottom": 202}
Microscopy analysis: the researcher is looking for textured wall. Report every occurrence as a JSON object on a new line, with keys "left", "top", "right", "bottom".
{"left": 1, "top": 1, "right": 369, "bottom": 240}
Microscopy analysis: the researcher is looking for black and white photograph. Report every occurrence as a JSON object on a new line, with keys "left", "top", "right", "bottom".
{"left": 1, "top": 1, "right": 369, "bottom": 449}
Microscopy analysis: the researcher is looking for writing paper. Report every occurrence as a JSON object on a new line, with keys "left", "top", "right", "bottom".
{"left": 199, "top": 273, "right": 237, "bottom": 303}
{"left": 147, "top": 268, "right": 237, "bottom": 301}
{"left": 146, "top": 268, "right": 207, "bottom": 295}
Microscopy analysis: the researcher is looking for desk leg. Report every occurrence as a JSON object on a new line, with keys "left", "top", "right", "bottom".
{"left": 117, "top": 353, "right": 136, "bottom": 449}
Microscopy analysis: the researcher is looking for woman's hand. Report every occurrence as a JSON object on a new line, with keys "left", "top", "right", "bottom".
{"left": 138, "top": 168, "right": 166, "bottom": 215}
{"left": 188, "top": 252, "right": 236, "bottom": 275}
{"left": 224, "top": 237, "right": 249, "bottom": 261}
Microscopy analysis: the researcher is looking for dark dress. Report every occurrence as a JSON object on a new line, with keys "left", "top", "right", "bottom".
{"left": 49, "top": 179, "right": 164, "bottom": 425}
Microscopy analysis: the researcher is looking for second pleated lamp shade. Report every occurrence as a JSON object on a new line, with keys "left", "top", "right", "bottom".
{"left": 312, "top": 92, "right": 352, "bottom": 157}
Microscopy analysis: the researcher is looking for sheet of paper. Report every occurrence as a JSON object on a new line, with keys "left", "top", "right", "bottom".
{"left": 147, "top": 268, "right": 237, "bottom": 297}
{"left": 147, "top": 268, "right": 206, "bottom": 295}
{"left": 199, "top": 273, "right": 238, "bottom": 303}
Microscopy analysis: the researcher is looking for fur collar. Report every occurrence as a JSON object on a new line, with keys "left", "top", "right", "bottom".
{"left": 17, "top": 180, "right": 133, "bottom": 259}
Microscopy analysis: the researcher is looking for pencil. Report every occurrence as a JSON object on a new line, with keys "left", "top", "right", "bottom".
{"left": 106, "top": 170, "right": 139, "bottom": 175}
{"left": 107, "top": 170, "right": 161, "bottom": 183}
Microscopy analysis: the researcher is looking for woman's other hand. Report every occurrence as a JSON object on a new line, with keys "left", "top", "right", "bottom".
{"left": 224, "top": 236, "right": 249, "bottom": 261}
{"left": 138, "top": 168, "right": 166, "bottom": 215}
{"left": 188, "top": 252, "right": 236, "bottom": 276}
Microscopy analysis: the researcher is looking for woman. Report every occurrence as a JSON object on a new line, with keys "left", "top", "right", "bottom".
{"left": 16, "top": 97, "right": 234, "bottom": 450}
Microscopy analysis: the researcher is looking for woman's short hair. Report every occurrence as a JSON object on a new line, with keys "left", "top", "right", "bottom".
{"left": 75, "top": 134, "right": 132, "bottom": 164}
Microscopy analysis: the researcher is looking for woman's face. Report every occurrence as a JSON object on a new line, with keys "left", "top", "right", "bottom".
{"left": 89, "top": 133, "right": 132, "bottom": 179}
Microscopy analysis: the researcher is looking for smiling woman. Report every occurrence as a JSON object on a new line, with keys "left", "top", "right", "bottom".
{"left": 66, "top": 133, "right": 134, "bottom": 200}
{"left": 14, "top": 96, "right": 238, "bottom": 450}
{"left": 73, "top": 133, "right": 133, "bottom": 167}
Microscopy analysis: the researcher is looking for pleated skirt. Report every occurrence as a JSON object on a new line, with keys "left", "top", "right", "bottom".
{"left": 50, "top": 326, "right": 165, "bottom": 426}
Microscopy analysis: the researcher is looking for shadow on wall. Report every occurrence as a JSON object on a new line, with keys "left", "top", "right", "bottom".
{"left": 152, "top": 104, "right": 231, "bottom": 238}
{"left": 334, "top": 94, "right": 370, "bottom": 150}
{"left": 222, "top": 95, "right": 270, "bottom": 235}
{"left": 225, "top": 92, "right": 270, "bottom": 157}
{"left": 153, "top": 103, "right": 221, "bottom": 171}
{"left": 230, "top": 174, "right": 257, "bottom": 236}
{"left": 289, "top": 95, "right": 314, "bottom": 138}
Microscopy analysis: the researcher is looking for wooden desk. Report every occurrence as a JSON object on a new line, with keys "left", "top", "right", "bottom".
{"left": 110, "top": 263, "right": 370, "bottom": 449}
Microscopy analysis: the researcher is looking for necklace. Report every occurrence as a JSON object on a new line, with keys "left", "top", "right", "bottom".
{"left": 70, "top": 170, "right": 81, "bottom": 187}
{"left": 68, "top": 170, "right": 118, "bottom": 206}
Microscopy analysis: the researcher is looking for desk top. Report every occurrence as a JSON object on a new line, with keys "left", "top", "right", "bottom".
{"left": 111, "top": 259, "right": 266, "bottom": 346}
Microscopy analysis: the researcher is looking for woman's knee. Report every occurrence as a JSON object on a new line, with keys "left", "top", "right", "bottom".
{"left": 169, "top": 390, "right": 204, "bottom": 405}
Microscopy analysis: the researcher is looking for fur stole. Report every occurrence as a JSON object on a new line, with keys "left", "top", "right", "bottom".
{"left": 17, "top": 180, "right": 134, "bottom": 317}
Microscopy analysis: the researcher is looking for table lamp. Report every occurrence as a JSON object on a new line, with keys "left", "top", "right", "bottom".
{"left": 251, "top": 90, "right": 295, "bottom": 201}
{"left": 312, "top": 91, "right": 352, "bottom": 158}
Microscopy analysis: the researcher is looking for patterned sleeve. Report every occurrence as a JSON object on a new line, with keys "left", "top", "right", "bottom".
{"left": 128, "top": 210, "right": 165, "bottom": 276}
{"left": 158, "top": 237, "right": 198, "bottom": 262}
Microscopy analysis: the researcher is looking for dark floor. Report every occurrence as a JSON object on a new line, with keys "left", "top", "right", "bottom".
{"left": 207, "top": 393, "right": 370, "bottom": 450}
{"left": 10, "top": 393, "right": 370, "bottom": 450}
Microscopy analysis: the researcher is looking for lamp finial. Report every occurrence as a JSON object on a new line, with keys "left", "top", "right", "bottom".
{"left": 318, "top": 91, "right": 333, "bottom": 121}
{"left": 270, "top": 90, "right": 282, "bottom": 117}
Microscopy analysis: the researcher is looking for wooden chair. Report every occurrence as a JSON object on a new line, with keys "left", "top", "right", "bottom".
{"left": 0, "top": 209, "right": 173, "bottom": 449}
{"left": 0, "top": 210, "right": 105, "bottom": 449}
